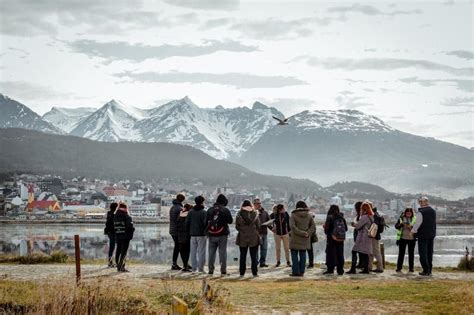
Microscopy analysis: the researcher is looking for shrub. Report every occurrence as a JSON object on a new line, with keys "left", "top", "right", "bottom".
{"left": 457, "top": 255, "right": 474, "bottom": 271}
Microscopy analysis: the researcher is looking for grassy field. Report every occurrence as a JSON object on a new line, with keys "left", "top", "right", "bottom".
{"left": 1, "top": 277, "right": 473, "bottom": 314}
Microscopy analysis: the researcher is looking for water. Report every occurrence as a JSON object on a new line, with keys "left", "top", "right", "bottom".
{"left": 1, "top": 223, "right": 473, "bottom": 267}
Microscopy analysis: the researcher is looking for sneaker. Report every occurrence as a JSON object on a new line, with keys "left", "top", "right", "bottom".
{"left": 260, "top": 264, "right": 269, "bottom": 268}
{"left": 337, "top": 272, "right": 344, "bottom": 276}
{"left": 396, "top": 269, "right": 402, "bottom": 273}
{"left": 419, "top": 272, "right": 430, "bottom": 276}
{"left": 346, "top": 269, "right": 356, "bottom": 274}
{"left": 286, "top": 262, "right": 292, "bottom": 267}
{"left": 307, "top": 264, "right": 314, "bottom": 269}
{"left": 372, "top": 269, "right": 384, "bottom": 273}
{"left": 409, "top": 269, "right": 414, "bottom": 273}
{"left": 252, "top": 274, "right": 259, "bottom": 278}
{"left": 171, "top": 264, "right": 182, "bottom": 271}
{"left": 359, "top": 269, "right": 370, "bottom": 274}
{"left": 208, "top": 271, "right": 214, "bottom": 275}
{"left": 275, "top": 261, "right": 281, "bottom": 267}
{"left": 182, "top": 266, "right": 192, "bottom": 272}
{"left": 322, "top": 270, "right": 334, "bottom": 275}
{"left": 118, "top": 268, "right": 130, "bottom": 273}
{"left": 289, "top": 273, "right": 302, "bottom": 277}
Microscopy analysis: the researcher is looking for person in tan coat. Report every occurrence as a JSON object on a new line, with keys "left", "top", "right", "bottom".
{"left": 289, "top": 201, "right": 316, "bottom": 277}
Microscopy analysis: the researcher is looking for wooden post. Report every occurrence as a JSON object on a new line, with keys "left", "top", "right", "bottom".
{"left": 74, "top": 234, "right": 81, "bottom": 284}
{"left": 171, "top": 296, "right": 188, "bottom": 315}
{"left": 380, "top": 243, "right": 385, "bottom": 269}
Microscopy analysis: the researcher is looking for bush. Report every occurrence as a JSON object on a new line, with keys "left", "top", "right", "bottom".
{"left": 0, "top": 251, "right": 70, "bottom": 264}
{"left": 457, "top": 255, "right": 474, "bottom": 271}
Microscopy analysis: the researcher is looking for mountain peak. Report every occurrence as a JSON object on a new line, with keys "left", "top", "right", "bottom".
{"left": 252, "top": 101, "right": 269, "bottom": 110}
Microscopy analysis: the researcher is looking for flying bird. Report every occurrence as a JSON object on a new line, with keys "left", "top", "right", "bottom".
{"left": 272, "top": 115, "right": 295, "bottom": 125}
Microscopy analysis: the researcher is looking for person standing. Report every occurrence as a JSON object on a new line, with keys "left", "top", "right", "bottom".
{"left": 323, "top": 205, "right": 348, "bottom": 275}
{"left": 254, "top": 198, "right": 270, "bottom": 268}
{"left": 351, "top": 202, "right": 374, "bottom": 274}
{"left": 207, "top": 194, "right": 233, "bottom": 275}
{"left": 186, "top": 196, "right": 207, "bottom": 273}
{"left": 177, "top": 204, "right": 192, "bottom": 272}
{"left": 368, "top": 207, "right": 385, "bottom": 273}
{"left": 347, "top": 201, "right": 362, "bottom": 274}
{"left": 236, "top": 200, "right": 261, "bottom": 277}
{"left": 169, "top": 193, "right": 185, "bottom": 270}
{"left": 114, "top": 203, "right": 135, "bottom": 272}
{"left": 412, "top": 196, "right": 437, "bottom": 276}
{"left": 289, "top": 201, "right": 316, "bottom": 277}
{"left": 269, "top": 204, "right": 291, "bottom": 267}
{"left": 395, "top": 208, "right": 417, "bottom": 272}
{"left": 104, "top": 202, "right": 118, "bottom": 267}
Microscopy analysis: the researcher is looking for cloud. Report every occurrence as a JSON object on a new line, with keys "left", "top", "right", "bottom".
{"left": 335, "top": 94, "right": 372, "bottom": 109}
{"left": 327, "top": 4, "right": 422, "bottom": 16}
{"left": 400, "top": 77, "right": 474, "bottom": 93}
{"left": 114, "top": 71, "right": 308, "bottom": 89}
{"left": 162, "top": 0, "right": 239, "bottom": 10}
{"left": 446, "top": 50, "right": 474, "bottom": 60}
{"left": 199, "top": 18, "right": 233, "bottom": 30}
{"left": 430, "top": 110, "right": 473, "bottom": 116}
{"left": 295, "top": 56, "right": 474, "bottom": 77}
{"left": 257, "top": 98, "right": 316, "bottom": 114}
{"left": 66, "top": 39, "right": 258, "bottom": 62}
{"left": 0, "top": 80, "right": 81, "bottom": 101}
{"left": 441, "top": 96, "right": 474, "bottom": 108}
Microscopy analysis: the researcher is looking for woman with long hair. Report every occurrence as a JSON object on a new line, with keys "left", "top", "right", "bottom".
{"left": 323, "top": 205, "right": 348, "bottom": 275}
{"left": 114, "top": 202, "right": 135, "bottom": 272}
{"left": 395, "top": 208, "right": 417, "bottom": 272}
{"left": 350, "top": 202, "right": 374, "bottom": 274}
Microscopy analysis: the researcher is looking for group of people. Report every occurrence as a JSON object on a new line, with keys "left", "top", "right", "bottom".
{"left": 104, "top": 194, "right": 437, "bottom": 277}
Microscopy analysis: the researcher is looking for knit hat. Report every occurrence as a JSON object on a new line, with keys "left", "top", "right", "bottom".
{"left": 195, "top": 195, "right": 205, "bottom": 206}
{"left": 216, "top": 194, "right": 228, "bottom": 206}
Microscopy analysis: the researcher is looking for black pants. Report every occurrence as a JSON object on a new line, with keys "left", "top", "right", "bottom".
{"left": 397, "top": 239, "right": 416, "bottom": 271}
{"left": 359, "top": 253, "right": 369, "bottom": 272}
{"left": 172, "top": 235, "right": 180, "bottom": 265}
{"left": 179, "top": 238, "right": 191, "bottom": 268}
{"left": 239, "top": 246, "right": 258, "bottom": 276}
{"left": 418, "top": 238, "right": 434, "bottom": 274}
{"left": 326, "top": 238, "right": 345, "bottom": 274}
{"left": 115, "top": 238, "right": 130, "bottom": 271}
{"left": 307, "top": 243, "right": 314, "bottom": 266}
{"left": 108, "top": 233, "right": 115, "bottom": 261}
{"left": 349, "top": 250, "right": 359, "bottom": 271}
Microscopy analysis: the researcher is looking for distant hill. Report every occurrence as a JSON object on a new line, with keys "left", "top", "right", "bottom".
{"left": 0, "top": 128, "right": 323, "bottom": 195}
{"left": 326, "top": 181, "right": 397, "bottom": 200}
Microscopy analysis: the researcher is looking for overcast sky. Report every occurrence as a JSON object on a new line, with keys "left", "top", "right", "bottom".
{"left": 0, "top": 0, "right": 473, "bottom": 148}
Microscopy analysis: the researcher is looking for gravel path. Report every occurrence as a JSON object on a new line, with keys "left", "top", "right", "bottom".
{"left": 1, "top": 264, "right": 473, "bottom": 282}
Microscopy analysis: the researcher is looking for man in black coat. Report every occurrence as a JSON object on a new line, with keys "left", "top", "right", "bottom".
{"left": 412, "top": 196, "right": 437, "bottom": 276}
{"left": 104, "top": 202, "right": 118, "bottom": 267}
{"left": 254, "top": 198, "right": 270, "bottom": 267}
{"left": 114, "top": 203, "right": 135, "bottom": 272}
{"left": 169, "top": 193, "right": 185, "bottom": 270}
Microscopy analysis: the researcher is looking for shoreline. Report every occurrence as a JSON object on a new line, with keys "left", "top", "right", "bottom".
{"left": 1, "top": 219, "right": 473, "bottom": 225}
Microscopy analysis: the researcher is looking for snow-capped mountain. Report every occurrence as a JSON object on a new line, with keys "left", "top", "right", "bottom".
{"left": 0, "top": 94, "right": 62, "bottom": 134}
{"left": 42, "top": 106, "right": 96, "bottom": 133}
{"left": 70, "top": 99, "right": 145, "bottom": 141}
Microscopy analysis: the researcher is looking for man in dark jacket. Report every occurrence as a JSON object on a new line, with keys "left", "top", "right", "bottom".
{"left": 206, "top": 194, "right": 233, "bottom": 275}
{"left": 186, "top": 196, "right": 207, "bottom": 272}
{"left": 412, "top": 196, "right": 437, "bottom": 276}
{"left": 114, "top": 203, "right": 135, "bottom": 272}
{"left": 269, "top": 204, "right": 291, "bottom": 267}
{"left": 254, "top": 198, "right": 270, "bottom": 267}
{"left": 104, "top": 202, "right": 118, "bottom": 267}
{"left": 169, "top": 193, "right": 185, "bottom": 270}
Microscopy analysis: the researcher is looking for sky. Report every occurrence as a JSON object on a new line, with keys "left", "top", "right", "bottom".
{"left": 0, "top": 0, "right": 473, "bottom": 148}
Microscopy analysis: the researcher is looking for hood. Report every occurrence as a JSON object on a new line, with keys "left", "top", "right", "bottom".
{"left": 292, "top": 208, "right": 309, "bottom": 217}
{"left": 193, "top": 204, "right": 205, "bottom": 211}
{"left": 241, "top": 206, "right": 254, "bottom": 212}
{"left": 172, "top": 199, "right": 182, "bottom": 206}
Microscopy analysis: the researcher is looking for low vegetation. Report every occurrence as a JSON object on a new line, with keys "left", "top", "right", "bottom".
{"left": 0, "top": 251, "right": 68, "bottom": 264}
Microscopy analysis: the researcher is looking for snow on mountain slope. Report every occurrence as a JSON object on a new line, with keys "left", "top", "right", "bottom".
{"left": 70, "top": 100, "right": 143, "bottom": 141}
{"left": 0, "top": 94, "right": 63, "bottom": 134}
{"left": 42, "top": 107, "right": 96, "bottom": 132}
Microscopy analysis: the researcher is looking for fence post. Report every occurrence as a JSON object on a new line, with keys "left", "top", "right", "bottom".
{"left": 171, "top": 296, "right": 188, "bottom": 315}
{"left": 380, "top": 243, "right": 385, "bottom": 269}
{"left": 74, "top": 234, "right": 81, "bottom": 284}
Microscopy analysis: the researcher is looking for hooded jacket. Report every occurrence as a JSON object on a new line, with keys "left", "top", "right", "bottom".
{"left": 169, "top": 199, "right": 183, "bottom": 236}
{"left": 104, "top": 210, "right": 115, "bottom": 235}
{"left": 186, "top": 204, "right": 208, "bottom": 237}
{"left": 269, "top": 211, "right": 291, "bottom": 235}
{"left": 235, "top": 206, "right": 261, "bottom": 247}
{"left": 289, "top": 208, "right": 316, "bottom": 250}
{"left": 206, "top": 203, "right": 233, "bottom": 237}
{"left": 257, "top": 208, "right": 270, "bottom": 235}
{"left": 177, "top": 209, "right": 190, "bottom": 243}
{"left": 114, "top": 209, "right": 135, "bottom": 241}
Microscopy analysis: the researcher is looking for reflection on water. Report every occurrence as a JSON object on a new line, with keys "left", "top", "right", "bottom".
{"left": 1, "top": 224, "right": 473, "bottom": 267}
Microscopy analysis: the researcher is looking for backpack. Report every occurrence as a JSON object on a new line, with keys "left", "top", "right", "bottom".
{"left": 375, "top": 214, "right": 385, "bottom": 234}
{"left": 331, "top": 216, "right": 346, "bottom": 242}
{"left": 208, "top": 205, "right": 225, "bottom": 235}
{"left": 368, "top": 217, "right": 378, "bottom": 238}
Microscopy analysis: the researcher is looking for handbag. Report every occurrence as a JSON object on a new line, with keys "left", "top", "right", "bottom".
{"left": 368, "top": 217, "right": 378, "bottom": 238}
{"left": 310, "top": 231, "right": 318, "bottom": 243}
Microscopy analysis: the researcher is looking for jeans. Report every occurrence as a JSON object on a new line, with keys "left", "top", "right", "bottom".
{"left": 171, "top": 235, "right": 180, "bottom": 265}
{"left": 179, "top": 238, "right": 190, "bottom": 268}
{"left": 208, "top": 235, "right": 228, "bottom": 274}
{"left": 240, "top": 246, "right": 258, "bottom": 276}
{"left": 291, "top": 249, "right": 306, "bottom": 275}
{"left": 418, "top": 238, "right": 434, "bottom": 274}
{"left": 326, "top": 238, "right": 345, "bottom": 274}
{"left": 107, "top": 233, "right": 115, "bottom": 262}
{"left": 258, "top": 234, "right": 268, "bottom": 265}
{"left": 397, "top": 238, "right": 416, "bottom": 271}
{"left": 115, "top": 238, "right": 130, "bottom": 271}
{"left": 190, "top": 236, "right": 207, "bottom": 272}
{"left": 368, "top": 239, "right": 384, "bottom": 271}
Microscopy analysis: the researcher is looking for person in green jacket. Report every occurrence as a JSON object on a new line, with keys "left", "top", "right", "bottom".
{"left": 395, "top": 208, "right": 417, "bottom": 272}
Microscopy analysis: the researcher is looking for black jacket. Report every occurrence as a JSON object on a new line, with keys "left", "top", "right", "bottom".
{"left": 269, "top": 212, "right": 290, "bottom": 235}
{"left": 206, "top": 204, "right": 233, "bottom": 236}
{"left": 258, "top": 208, "right": 270, "bottom": 235}
{"left": 169, "top": 199, "right": 182, "bottom": 236}
{"left": 417, "top": 206, "right": 437, "bottom": 239}
{"left": 324, "top": 213, "right": 348, "bottom": 237}
{"left": 177, "top": 210, "right": 190, "bottom": 243}
{"left": 104, "top": 210, "right": 115, "bottom": 235}
{"left": 186, "top": 205, "right": 208, "bottom": 237}
{"left": 114, "top": 210, "right": 135, "bottom": 241}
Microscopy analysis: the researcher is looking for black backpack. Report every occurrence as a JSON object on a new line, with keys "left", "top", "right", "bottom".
{"left": 375, "top": 214, "right": 385, "bottom": 234}
{"left": 208, "top": 205, "right": 225, "bottom": 235}
{"left": 332, "top": 216, "right": 346, "bottom": 242}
